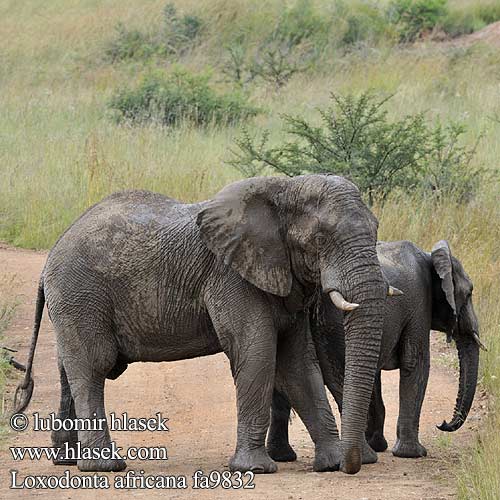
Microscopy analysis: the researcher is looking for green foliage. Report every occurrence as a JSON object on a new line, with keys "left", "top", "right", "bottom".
{"left": 222, "top": 36, "right": 251, "bottom": 87}
{"left": 162, "top": 3, "right": 203, "bottom": 56}
{"left": 230, "top": 92, "right": 483, "bottom": 205}
{"left": 388, "top": 0, "right": 449, "bottom": 42}
{"left": 105, "top": 23, "right": 161, "bottom": 62}
{"left": 0, "top": 276, "right": 19, "bottom": 433}
{"left": 334, "top": 1, "right": 395, "bottom": 47}
{"left": 223, "top": 0, "right": 329, "bottom": 89}
{"left": 423, "top": 122, "right": 484, "bottom": 202}
{"left": 272, "top": 0, "right": 330, "bottom": 47}
{"left": 442, "top": 3, "right": 500, "bottom": 38}
{"left": 441, "top": 11, "right": 486, "bottom": 38}
{"left": 249, "top": 38, "right": 318, "bottom": 89}
{"left": 108, "top": 69, "right": 259, "bottom": 127}
{"left": 104, "top": 3, "right": 202, "bottom": 62}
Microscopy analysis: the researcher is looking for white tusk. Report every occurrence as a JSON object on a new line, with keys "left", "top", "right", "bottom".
{"left": 472, "top": 331, "right": 487, "bottom": 351}
{"left": 388, "top": 286, "right": 404, "bottom": 296}
{"left": 329, "top": 290, "right": 359, "bottom": 311}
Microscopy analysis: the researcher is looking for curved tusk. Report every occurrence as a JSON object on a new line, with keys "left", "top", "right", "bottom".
{"left": 472, "top": 331, "right": 487, "bottom": 352}
{"left": 388, "top": 286, "right": 404, "bottom": 296}
{"left": 329, "top": 290, "right": 359, "bottom": 311}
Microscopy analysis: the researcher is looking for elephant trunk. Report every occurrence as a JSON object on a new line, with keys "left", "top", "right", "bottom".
{"left": 323, "top": 254, "right": 385, "bottom": 474}
{"left": 437, "top": 332, "right": 479, "bottom": 432}
{"left": 341, "top": 299, "right": 384, "bottom": 473}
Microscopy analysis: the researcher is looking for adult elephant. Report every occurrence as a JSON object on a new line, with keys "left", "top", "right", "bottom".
{"left": 14, "top": 175, "right": 393, "bottom": 475}
{"left": 268, "top": 240, "right": 482, "bottom": 461}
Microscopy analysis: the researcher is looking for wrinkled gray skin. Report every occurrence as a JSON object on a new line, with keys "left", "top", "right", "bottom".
{"left": 268, "top": 240, "right": 480, "bottom": 461}
{"left": 14, "top": 175, "right": 388, "bottom": 475}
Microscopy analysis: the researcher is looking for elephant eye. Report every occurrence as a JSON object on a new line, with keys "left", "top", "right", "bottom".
{"left": 315, "top": 233, "right": 326, "bottom": 246}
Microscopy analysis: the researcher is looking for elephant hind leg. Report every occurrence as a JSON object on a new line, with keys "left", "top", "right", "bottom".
{"left": 366, "top": 371, "right": 388, "bottom": 453}
{"left": 267, "top": 389, "right": 297, "bottom": 462}
{"left": 53, "top": 319, "right": 127, "bottom": 472}
{"left": 52, "top": 358, "right": 78, "bottom": 465}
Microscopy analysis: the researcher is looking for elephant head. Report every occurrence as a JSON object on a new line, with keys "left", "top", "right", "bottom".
{"left": 431, "top": 240, "right": 482, "bottom": 432}
{"left": 197, "top": 174, "right": 393, "bottom": 473}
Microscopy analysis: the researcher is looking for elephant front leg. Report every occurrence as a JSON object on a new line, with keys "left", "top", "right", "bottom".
{"left": 207, "top": 292, "right": 279, "bottom": 474}
{"left": 228, "top": 336, "right": 278, "bottom": 473}
{"left": 393, "top": 335, "right": 430, "bottom": 458}
{"left": 275, "top": 320, "right": 342, "bottom": 472}
{"left": 267, "top": 389, "right": 297, "bottom": 462}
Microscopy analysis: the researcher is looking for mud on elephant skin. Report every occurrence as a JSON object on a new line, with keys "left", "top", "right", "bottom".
{"left": 13, "top": 174, "right": 393, "bottom": 475}
{"left": 268, "top": 239, "right": 482, "bottom": 461}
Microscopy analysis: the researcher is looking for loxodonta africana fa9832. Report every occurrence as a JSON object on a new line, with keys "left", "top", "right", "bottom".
{"left": 14, "top": 175, "right": 399, "bottom": 475}
{"left": 268, "top": 239, "right": 482, "bottom": 461}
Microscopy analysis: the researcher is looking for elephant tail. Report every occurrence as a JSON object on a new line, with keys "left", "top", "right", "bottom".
{"left": 12, "top": 277, "right": 45, "bottom": 414}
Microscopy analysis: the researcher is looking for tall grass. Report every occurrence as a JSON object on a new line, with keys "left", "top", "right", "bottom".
{"left": 0, "top": 0, "right": 499, "bottom": 496}
{"left": 0, "top": 276, "right": 19, "bottom": 435}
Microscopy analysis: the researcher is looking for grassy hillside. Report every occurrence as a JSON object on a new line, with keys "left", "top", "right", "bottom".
{"left": 0, "top": 1, "right": 499, "bottom": 497}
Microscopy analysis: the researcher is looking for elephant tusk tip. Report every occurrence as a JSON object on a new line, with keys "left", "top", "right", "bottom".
{"left": 472, "top": 332, "right": 487, "bottom": 351}
{"left": 388, "top": 286, "right": 404, "bottom": 297}
{"left": 345, "top": 302, "right": 360, "bottom": 311}
{"left": 328, "top": 291, "right": 359, "bottom": 312}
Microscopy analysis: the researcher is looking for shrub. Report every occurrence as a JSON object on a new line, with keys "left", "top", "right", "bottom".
{"left": 222, "top": 36, "right": 251, "bottom": 87}
{"left": 105, "top": 23, "right": 161, "bottom": 62}
{"left": 109, "top": 69, "right": 259, "bottom": 127}
{"left": 387, "top": 0, "right": 449, "bottom": 42}
{"left": 441, "top": 11, "right": 484, "bottom": 37}
{"left": 442, "top": 3, "right": 500, "bottom": 38}
{"left": 249, "top": 38, "right": 318, "bottom": 89}
{"left": 422, "top": 121, "right": 484, "bottom": 202}
{"left": 223, "top": 0, "right": 329, "bottom": 89}
{"left": 162, "top": 3, "right": 203, "bottom": 56}
{"left": 104, "top": 3, "right": 202, "bottom": 62}
{"left": 334, "top": 1, "right": 395, "bottom": 47}
{"left": 229, "top": 92, "right": 483, "bottom": 205}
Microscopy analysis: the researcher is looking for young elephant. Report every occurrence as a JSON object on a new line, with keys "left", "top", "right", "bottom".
{"left": 268, "top": 240, "right": 482, "bottom": 461}
{"left": 14, "top": 175, "right": 396, "bottom": 475}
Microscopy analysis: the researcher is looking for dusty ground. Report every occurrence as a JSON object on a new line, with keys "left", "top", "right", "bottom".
{"left": 0, "top": 244, "right": 481, "bottom": 499}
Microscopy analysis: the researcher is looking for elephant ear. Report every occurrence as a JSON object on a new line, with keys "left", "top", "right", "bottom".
{"left": 196, "top": 177, "right": 292, "bottom": 297}
{"left": 431, "top": 240, "right": 457, "bottom": 320}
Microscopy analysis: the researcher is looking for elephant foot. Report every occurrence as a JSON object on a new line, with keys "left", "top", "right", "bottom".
{"left": 313, "top": 443, "right": 341, "bottom": 472}
{"left": 52, "top": 443, "right": 78, "bottom": 466}
{"left": 361, "top": 439, "right": 378, "bottom": 464}
{"left": 392, "top": 439, "right": 427, "bottom": 458}
{"left": 229, "top": 447, "right": 277, "bottom": 474}
{"left": 78, "top": 457, "right": 127, "bottom": 472}
{"left": 267, "top": 441, "right": 297, "bottom": 462}
{"left": 367, "top": 432, "right": 388, "bottom": 453}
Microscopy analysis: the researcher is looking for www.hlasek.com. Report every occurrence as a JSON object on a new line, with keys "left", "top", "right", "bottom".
{"left": 9, "top": 412, "right": 255, "bottom": 490}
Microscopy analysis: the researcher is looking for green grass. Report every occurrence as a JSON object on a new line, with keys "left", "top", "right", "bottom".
{"left": 0, "top": 276, "right": 19, "bottom": 436}
{"left": 0, "top": 0, "right": 499, "bottom": 495}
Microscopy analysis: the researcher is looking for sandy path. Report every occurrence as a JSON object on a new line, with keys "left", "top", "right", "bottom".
{"left": 0, "top": 244, "right": 476, "bottom": 499}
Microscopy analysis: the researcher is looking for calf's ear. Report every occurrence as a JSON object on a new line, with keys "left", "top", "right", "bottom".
{"left": 431, "top": 240, "right": 457, "bottom": 320}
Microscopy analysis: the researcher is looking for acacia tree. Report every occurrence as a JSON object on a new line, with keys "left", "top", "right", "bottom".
{"left": 229, "top": 91, "right": 482, "bottom": 205}
{"left": 229, "top": 92, "right": 428, "bottom": 205}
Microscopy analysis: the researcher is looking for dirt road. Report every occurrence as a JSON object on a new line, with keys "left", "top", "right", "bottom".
{"left": 0, "top": 244, "right": 478, "bottom": 499}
